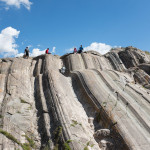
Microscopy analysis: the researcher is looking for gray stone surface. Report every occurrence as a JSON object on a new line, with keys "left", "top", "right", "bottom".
{"left": 0, "top": 46, "right": 149, "bottom": 150}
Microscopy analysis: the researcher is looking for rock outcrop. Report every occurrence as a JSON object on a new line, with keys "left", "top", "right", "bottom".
{"left": 0, "top": 46, "right": 150, "bottom": 150}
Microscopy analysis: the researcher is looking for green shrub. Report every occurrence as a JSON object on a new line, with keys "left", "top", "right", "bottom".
{"left": 70, "top": 120, "right": 82, "bottom": 127}
{"left": 21, "top": 143, "right": 31, "bottom": 150}
{"left": 0, "top": 128, "right": 21, "bottom": 145}
{"left": 0, "top": 128, "right": 35, "bottom": 150}
{"left": 25, "top": 135, "right": 35, "bottom": 148}
{"left": 63, "top": 140, "right": 72, "bottom": 150}
{"left": 84, "top": 146, "right": 89, "bottom": 150}
{"left": 20, "top": 99, "right": 28, "bottom": 104}
{"left": 145, "top": 51, "right": 150, "bottom": 55}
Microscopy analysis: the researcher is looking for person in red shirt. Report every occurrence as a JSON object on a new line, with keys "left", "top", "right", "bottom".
{"left": 45, "top": 48, "right": 51, "bottom": 54}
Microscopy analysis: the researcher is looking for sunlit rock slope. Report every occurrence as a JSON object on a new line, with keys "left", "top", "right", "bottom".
{"left": 0, "top": 46, "right": 150, "bottom": 150}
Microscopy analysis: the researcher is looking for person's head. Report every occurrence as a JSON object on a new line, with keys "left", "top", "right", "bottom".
{"left": 26, "top": 47, "right": 28, "bottom": 48}
{"left": 80, "top": 45, "right": 82, "bottom": 47}
{"left": 47, "top": 48, "right": 49, "bottom": 50}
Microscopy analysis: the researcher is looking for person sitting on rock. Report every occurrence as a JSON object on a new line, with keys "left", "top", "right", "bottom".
{"left": 73, "top": 47, "right": 77, "bottom": 54}
{"left": 45, "top": 48, "right": 51, "bottom": 54}
{"left": 60, "top": 66, "right": 66, "bottom": 74}
{"left": 24, "top": 47, "right": 30, "bottom": 59}
{"left": 78, "top": 45, "right": 83, "bottom": 53}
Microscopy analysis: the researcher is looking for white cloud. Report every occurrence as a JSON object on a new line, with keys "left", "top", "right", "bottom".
{"left": 84, "top": 42, "right": 112, "bottom": 55}
{"left": 0, "top": 0, "right": 32, "bottom": 10}
{"left": 15, "top": 52, "right": 24, "bottom": 57}
{"left": 0, "top": 26, "right": 20, "bottom": 57}
{"left": 29, "top": 47, "right": 56, "bottom": 57}
{"left": 66, "top": 47, "right": 74, "bottom": 53}
{"left": 5, "top": 6, "right": 9, "bottom": 10}
{"left": 65, "top": 43, "right": 118, "bottom": 54}
{"left": 16, "top": 48, "right": 45, "bottom": 57}
{"left": 51, "top": 46, "right": 56, "bottom": 53}
{"left": 30, "top": 48, "right": 45, "bottom": 57}
{"left": 16, "top": 47, "right": 57, "bottom": 58}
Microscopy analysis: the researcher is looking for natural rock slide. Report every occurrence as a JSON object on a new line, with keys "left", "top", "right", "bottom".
{"left": 0, "top": 46, "right": 150, "bottom": 150}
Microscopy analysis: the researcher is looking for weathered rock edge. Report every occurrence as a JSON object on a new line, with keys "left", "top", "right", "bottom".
{"left": 0, "top": 46, "right": 149, "bottom": 150}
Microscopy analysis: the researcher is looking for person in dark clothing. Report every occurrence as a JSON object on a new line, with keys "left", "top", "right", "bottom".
{"left": 24, "top": 47, "right": 29, "bottom": 59}
{"left": 78, "top": 45, "right": 83, "bottom": 53}
{"left": 45, "top": 48, "right": 51, "bottom": 54}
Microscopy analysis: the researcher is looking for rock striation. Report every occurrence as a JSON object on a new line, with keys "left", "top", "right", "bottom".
{"left": 0, "top": 46, "right": 150, "bottom": 150}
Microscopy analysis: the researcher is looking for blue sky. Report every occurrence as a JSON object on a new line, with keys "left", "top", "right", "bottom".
{"left": 0, "top": 0, "right": 150, "bottom": 57}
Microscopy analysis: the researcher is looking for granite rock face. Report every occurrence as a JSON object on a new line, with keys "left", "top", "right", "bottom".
{"left": 0, "top": 46, "right": 150, "bottom": 150}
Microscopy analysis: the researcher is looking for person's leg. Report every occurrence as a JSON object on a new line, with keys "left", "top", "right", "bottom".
{"left": 26, "top": 52, "right": 29, "bottom": 58}
{"left": 78, "top": 50, "right": 81, "bottom": 53}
